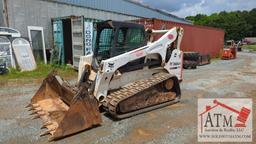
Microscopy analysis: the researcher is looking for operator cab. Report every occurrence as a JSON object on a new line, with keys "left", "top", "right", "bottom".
{"left": 225, "top": 40, "right": 235, "bottom": 49}
{"left": 94, "top": 20, "right": 147, "bottom": 62}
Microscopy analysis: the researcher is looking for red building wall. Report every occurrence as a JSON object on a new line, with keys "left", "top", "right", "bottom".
{"left": 133, "top": 18, "right": 225, "bottom": 58}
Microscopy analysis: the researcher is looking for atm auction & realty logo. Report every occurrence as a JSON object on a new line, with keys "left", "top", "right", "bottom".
{"left": 198, "top": 98, "right": 252, "bottom": 142}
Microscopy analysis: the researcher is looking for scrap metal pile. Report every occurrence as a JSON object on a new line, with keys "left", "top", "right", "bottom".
{"left": 0, "top": 28, "right": 37, "bottom": 73}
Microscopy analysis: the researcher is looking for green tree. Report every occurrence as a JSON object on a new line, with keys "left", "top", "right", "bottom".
{"left": 186, "top": 9, "right": 255, "bottom": 41}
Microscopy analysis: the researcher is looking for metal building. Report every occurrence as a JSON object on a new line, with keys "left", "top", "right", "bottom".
{"left": 0, "top": 0, "right": 191, "bottom": 66}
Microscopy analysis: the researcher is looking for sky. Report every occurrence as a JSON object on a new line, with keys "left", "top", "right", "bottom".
{"left": 131, "top": 0, "right": 256, "bottom": 18}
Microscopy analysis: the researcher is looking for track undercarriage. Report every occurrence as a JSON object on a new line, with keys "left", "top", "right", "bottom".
{"left": 104, "top": 72, "right": 181, "bottom": 119}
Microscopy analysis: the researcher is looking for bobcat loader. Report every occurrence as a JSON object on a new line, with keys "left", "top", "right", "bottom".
{"left": 26, "top": 20, "right": 184, "bottom": 141}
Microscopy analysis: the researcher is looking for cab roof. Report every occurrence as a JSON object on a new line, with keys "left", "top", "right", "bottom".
{"left": 96, "top": 20, "right": 144, "bottom": 30}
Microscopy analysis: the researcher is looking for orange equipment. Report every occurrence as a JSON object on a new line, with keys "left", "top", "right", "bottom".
{"left": 221, "top": 40, "right": 237, "bottom": 60}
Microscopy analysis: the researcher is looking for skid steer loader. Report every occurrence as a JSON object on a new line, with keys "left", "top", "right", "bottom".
{"left": 26, "top": 20, "right": 184, "bottom": 141}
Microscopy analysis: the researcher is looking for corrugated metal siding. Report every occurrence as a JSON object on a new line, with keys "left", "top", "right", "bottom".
{"left": 134, "top": 18, "right": 225, "bottom": 58}
{"left": 50, "top": 0, "right": 191, "bottom": 24}
{"left": 7, "top": 0, "right": 140, "bottom": 50}
{"left": 0, "top": 0, "right": 5, "bottom": 26}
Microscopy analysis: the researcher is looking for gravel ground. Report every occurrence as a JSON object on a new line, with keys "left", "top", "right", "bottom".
{"left": 0, "top": 52, "right": 255, "bottom": 144}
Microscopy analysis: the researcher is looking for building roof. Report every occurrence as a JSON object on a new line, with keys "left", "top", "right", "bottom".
{"left": 126, "top": 0, "right": 192, "bottom": 23}
{"left": 51, "top": 0, "right": 192, "bottom": 24}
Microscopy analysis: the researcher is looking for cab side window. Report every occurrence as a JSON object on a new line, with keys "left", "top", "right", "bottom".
{"left": 113, "top": 27, "right": 145, "bottom": 56}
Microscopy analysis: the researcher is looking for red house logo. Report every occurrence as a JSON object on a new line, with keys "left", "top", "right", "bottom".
{"left": 198, "top": 98, "right": 252, "bottom": 142}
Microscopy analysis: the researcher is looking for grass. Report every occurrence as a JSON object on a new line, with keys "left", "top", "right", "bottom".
{"left": 210, "top": 54, "right": 221, "bottom": 62}
{"left": 211, "top": 57, "right": 221, "bottom": 62}
{"left": 0, "top": 63, "right": 77, "bottom": 81}
{"left": 242, "top": 44, "right": 256, "bottom": 51}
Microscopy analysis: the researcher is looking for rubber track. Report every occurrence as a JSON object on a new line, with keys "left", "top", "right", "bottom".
{"left": 103, "top": 73, "right": 175, "bottom": 119}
